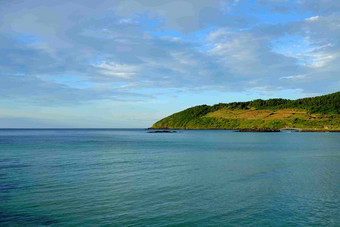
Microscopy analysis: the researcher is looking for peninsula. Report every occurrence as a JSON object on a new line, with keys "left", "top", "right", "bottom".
{"left": 151, "top": 92, "right": 340, "bottom": 131}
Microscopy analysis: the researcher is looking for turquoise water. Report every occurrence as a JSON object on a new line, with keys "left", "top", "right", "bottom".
{"left": 0, "top": 129, "right": 339, "bottom": 226}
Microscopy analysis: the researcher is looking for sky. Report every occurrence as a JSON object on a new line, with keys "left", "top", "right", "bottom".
{"left": 0, "top": 0, "right": 339, "bottom": 128}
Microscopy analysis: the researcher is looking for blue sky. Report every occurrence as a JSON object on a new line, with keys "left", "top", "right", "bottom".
{"left": 0, "top": 0, "right": 339, "bottom": 128}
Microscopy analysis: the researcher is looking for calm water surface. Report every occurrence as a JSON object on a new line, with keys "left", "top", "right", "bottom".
{"left": 0, "top": 129, "right": 339, "bottom": 226}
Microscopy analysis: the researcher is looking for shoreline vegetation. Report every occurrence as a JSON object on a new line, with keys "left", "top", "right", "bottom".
{"left": 147, "top": 128, "right": 340, "bottom": 132}
{"left": 150, "top": 91, "right": 340, "bottom": 132}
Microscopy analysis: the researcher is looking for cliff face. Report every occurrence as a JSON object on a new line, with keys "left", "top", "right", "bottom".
{"left": 151, "top": 92, "right": 340, "bottom": 130}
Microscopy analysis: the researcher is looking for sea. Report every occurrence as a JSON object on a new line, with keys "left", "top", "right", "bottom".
{"left": 0, "top": 129, "right": 339, "bottom": 226}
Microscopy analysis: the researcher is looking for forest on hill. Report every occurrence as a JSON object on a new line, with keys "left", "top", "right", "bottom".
{"left": 151, "top": 91, "right": 340, "bottom": 130}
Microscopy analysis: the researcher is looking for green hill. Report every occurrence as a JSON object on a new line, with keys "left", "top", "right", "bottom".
{"left": 151, "top": 91, "right": 340, "bottom": 131}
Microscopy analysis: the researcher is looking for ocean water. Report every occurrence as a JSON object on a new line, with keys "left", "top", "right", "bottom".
{"left": 0, "top": 129, "right": 339, "bottom": 226}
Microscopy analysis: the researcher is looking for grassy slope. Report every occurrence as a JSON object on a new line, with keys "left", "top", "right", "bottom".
{"left": 151, "top": 92, "right": 340, "bottom": 130}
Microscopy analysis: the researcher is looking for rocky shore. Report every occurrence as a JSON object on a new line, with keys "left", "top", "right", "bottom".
{"left": 148, "top": 130, "right": 177, "bottom": 133}
{"left": 237, "top": 128, "right": 280, "bottom": 132}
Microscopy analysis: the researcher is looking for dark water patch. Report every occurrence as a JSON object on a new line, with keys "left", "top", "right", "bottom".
{"left": 0, "top": 164, "right": 31, "bottom": 170}
{"left": 0, "top": 183, "right": 22, "bottom": 192}
{"left": 0, "top": 159, "right": 12, "bottom": 163}
{"left": 0, "top": 211, "right": 58, "bottom": 226}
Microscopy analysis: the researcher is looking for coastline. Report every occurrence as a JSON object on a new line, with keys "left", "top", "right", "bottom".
{"left": 148, "top": 127, "right": 340, "bottom": 132}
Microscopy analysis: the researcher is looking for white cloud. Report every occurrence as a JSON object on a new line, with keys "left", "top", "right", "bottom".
{"left": 305, "top": 16, "right": 319, "bottom": 22}
{"left": 280, "top": 74, "right": 306, "bottom": 80}
{"left": 307, "top": 53, "right": 337, "bottom": 68}
{"left": 118, "top": 18, "right": 135, "bottom": 24}
{"left": 94, "top": 62, "right": 139, "bottom": 78}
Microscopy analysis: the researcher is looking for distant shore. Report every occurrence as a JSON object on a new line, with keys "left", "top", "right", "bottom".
{"left": 148, "top": 127, "right": 340, "bottom": 132}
